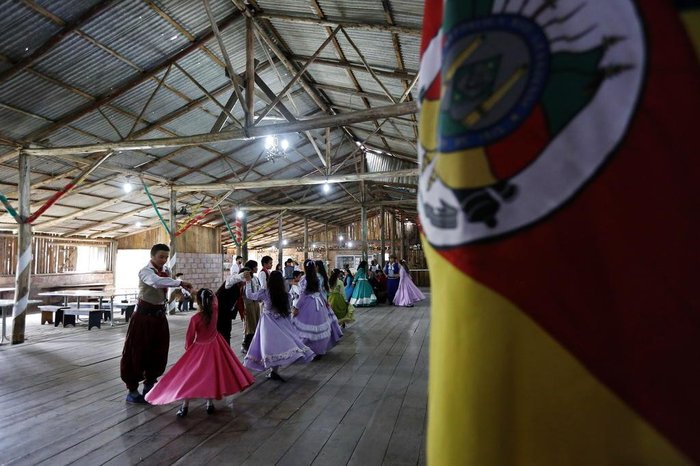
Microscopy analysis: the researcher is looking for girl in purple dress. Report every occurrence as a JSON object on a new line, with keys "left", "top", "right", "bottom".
{"left": 243, "top": 271, "right": 315, "bottom": 382}
{"left": 393, "top": 260, "right": 426, "bottom": 307}
{"left": 292, "top": 260, "right": 334, "bottom": 357}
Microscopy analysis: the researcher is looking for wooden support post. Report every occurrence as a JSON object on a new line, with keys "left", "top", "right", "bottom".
{"left": 361, "top": 205, "right": 368, "bottom": 262}
{"left": 400, "top": 212, "right": 407, "bottom": 260}
{"left": 245, "top": 16, "right": 255, "bottom": 128}
{"left": 380, "top": 205, "right": 386, "bottom": 268}
{"left": 168, "top": 188, "right": 177, "bottom": 313}
{"left": 277, "top": 214, "right": 283, "bottom": 269}
{"left": 12, "top": 152, "right": 32, "bottom": 344}
{"left": 391, "top": 209, "right": 398, "bottom": 256}
{"left": 242, "top": 215, "right": 248, "bottom": 261}
{"left": 325, "top": 223, "right": 329, "bottom": 265}
{"left": 303, "top": 216, "right": 309, "bottom": 260}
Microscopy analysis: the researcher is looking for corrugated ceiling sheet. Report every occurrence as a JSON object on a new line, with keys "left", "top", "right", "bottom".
{"left": 151, "top": 0, "right": 235, "bottom": 37}
{"left": 81, "top": 0, "right": 187, "bottom": 70}
{"left": 0, "top": 70, "right": 92, "bottom": 123}
{"left": 0, "top": 2, "right": 62, "bottom": 62}
{"left": 34, "top": 0, "right": 105, "bottom": 23}
{"left": 0, "top": 108, "right": 47, "bottom": 139}
{"left": 267, "top": 21, "right": 340, "bottom": 61}
{"left": 33, "top": 33, "right": 138, "bottom": 97}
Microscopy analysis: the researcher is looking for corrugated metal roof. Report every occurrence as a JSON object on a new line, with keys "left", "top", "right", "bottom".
{"left": 0, "top": 0, "right": 422, "bottom": 237}
{"left": 0, "top": 70, "right": 92, "bottom": 124}
{"left": 0, "top": 2, "right": 62, "bottom": 62}
{"left": 33, "top": 0, "right": 106, "bottom": 24}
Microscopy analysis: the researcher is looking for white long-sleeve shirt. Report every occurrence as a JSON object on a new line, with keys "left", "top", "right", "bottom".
{"left": 257, "top": 268, "right": 271, "bottom": 290}
{"left": 225, "top": 272, "right": 246, "bottom": 289}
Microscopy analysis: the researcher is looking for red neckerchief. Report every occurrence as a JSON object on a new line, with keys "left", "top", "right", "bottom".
{"left": 151, "top": 261, "right": 169, "bottom": 278}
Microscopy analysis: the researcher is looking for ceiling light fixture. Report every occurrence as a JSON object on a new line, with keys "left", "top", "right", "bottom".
{"left": 263, "top": 135, "right": 289, "bottom": 163}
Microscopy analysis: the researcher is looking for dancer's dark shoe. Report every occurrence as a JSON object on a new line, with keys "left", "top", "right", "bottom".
{"left": 267, "top": 371, "right": 286, "bottom": 382}
{"left": 176, "top": 406, "right": 188, "bottom": 418}
{"left": 206, "top": 403, "right": 216, "bottom": 415}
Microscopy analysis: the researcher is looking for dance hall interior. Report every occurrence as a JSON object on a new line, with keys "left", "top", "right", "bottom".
{"left": 2, "top": 1, "right": 698, "bottom": 466}
{"left": 0, "top": 1, "right": 427, "bottom": 464}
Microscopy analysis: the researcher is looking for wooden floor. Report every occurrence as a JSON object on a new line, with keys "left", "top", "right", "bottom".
{"left": 0, "top": 297, "right": 429, "bottom": 466}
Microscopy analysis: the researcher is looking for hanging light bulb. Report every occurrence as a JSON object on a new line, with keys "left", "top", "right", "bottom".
{"left": 281, "top": 139, "right": 289, "bottom": 151}
{"left": 338, "top": 235, "right": 344, "bottom": 241}
{"left": 322, "top": 182, "right": 331, "bottom": 194}
{"left": 347, "top": 241, "right": 353, "bottom": 248}
{"left": 135, "top": 221, "right": 142, "bottom": 228}
{"left": 123, "top": 179, "right": 133, "bottom": 193}
{"left": 312, "top": 243, "right": 317, "bottom": 248}
{"left": 282, "top": 239, "right": 289, "bottom": 246}
{"left": 236, "top": 210, "right": 244, "bottom": 219}
{"left": 264, "top": 136, "right": 275, "bottom": 150}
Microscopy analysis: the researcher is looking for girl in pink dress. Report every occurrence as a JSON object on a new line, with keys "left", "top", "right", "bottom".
{"left": 145, "top": 288, "right": 255, "bottom": 417}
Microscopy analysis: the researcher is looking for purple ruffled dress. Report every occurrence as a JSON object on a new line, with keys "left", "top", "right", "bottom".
{"left": 393, "top": 267, "right": 426, "bottom": 307}
{"left": 243, "top": 285, "right": 315, "bottom": 371}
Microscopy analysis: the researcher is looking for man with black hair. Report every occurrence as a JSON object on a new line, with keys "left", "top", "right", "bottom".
{"left": 241, "top": 260, "right": 260, "bottom": 353}
{"left": 120, "top": 244, "right": 193, "bottom": 404}
{"left": 258, "top": 256, "right": 273, "bottom": 290}
{"left": 230, "top": 255, "right": 244, "bottom": 274}
{"left": 216, "top": 267, "right": 249, "bottom": 345}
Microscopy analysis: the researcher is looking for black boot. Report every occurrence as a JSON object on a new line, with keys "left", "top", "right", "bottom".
{"left": 241, "top": 334, "right": 253, "bottom": 353}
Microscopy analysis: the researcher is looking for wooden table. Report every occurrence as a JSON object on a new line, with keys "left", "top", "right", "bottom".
{"left": 37, "top": 289, "right": 137, "bottom": 329}
{"left": 0, "top": 299, "right": 42, "bottom": 345}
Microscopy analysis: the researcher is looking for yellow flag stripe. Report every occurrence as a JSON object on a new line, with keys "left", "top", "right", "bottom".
{"left": 424, "top": 237, "right": 691, "bottom": 465}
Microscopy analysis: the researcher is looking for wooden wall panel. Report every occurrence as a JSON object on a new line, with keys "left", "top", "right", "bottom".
{"left": 117, "top": 226, "right": 220, "bottom": 254}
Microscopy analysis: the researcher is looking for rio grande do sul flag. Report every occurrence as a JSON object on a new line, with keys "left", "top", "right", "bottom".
{"left": 418, "top": 1, "right": 700, "bottom": 464}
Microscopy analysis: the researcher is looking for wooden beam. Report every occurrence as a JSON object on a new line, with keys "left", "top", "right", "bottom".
{"left": 174, "top": 169, "right": 417, "bottom": 192}
{"left": 203, "top": 0, "right": 248, "bottom": 119}
{"left": 253, "top": 25, "right": 340, "bottom": 125}
{"left": 340, "top": 27, "right": 397, "bottom": 103}
{"left": 23, "top": 101, "right": 417, "bottom": 156}
{"left": 245, "top": 16, "right": 255, "bottom": 128}
{"left": 289, "top": 55, "right": 416, "bottom": 80}
{"left": 256, "top": 12, "right": 421, "bottom": 35}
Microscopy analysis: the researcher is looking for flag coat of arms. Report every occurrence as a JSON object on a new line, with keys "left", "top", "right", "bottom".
{"left": 418, "top": 0, "right": 700, "bottom": 464}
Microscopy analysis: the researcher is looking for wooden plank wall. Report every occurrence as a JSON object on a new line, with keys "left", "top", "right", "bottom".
{"left": 117, "top": 226, "right": 221, "bottom": 254}
{"left": 0, "top": 234, "right": 114, "bottom": 275}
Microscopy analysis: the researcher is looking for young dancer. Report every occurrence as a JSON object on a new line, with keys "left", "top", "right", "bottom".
{"left": 350, "top": 260, "right": 377, "bottom": 307}
{"left": 215, "top": 268, "right": 248, "bottom": 345}
{"left": 343, "top": 264, "right": 354, "bottom": 301}
{"left": 315, "top": 260, "right": 331, "bottom": 299}
{"left": 241, "top": 260, "right": 261, "bottom": 353}
{"left": 145, "top": 288, "right": 255, "bottom": 416}
{"left": 328, "top": 268, "right": 355, "bottom": 328}
{"left": 384, "top": 255, "right": 401, "bottom": 304}
{"left": 315, "top": 260, "right": 343, "bottom": 345}
{"left": 243, "top": 271, "right": 315, "bottom": 381}
{"left": 393, "top": 260, "right": 426, "bottom": 307}
{"left": 120, "top": 244, "right": 193, "bottom": 404}
{"left": 289, "top": 270, "right": 304, "bottom": 308}
{"left": 292, "top": 260, "right": 333, "bottom": 356}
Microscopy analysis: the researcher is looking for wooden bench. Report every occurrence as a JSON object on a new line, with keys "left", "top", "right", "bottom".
{"left": 38, "top": 305, "right": 63, "bottom": 325}
{"left": 112, "top": 302, "right": 137, "bottom": 322}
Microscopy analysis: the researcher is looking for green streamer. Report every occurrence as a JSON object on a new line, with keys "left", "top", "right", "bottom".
{"left": 0, "top": 191, "right": 20, "bottom": 222}
{"left": 218, "top": 205, "right": 238, "bottom": 246}
{"left": 141, "top": 179, "right": 171, "bottom": 235}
